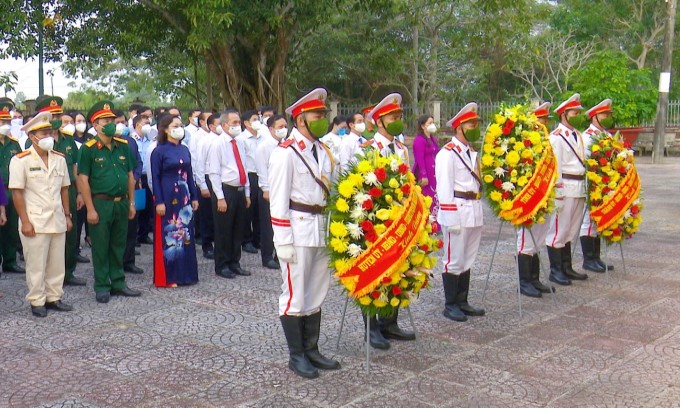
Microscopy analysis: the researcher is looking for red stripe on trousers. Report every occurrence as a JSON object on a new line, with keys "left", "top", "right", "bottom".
{"left": 445, "top": 231, "right": 451, "bottom": 274}
{"left": 551, "top": 214, "right": 559, "bottom": 247}
{"left": 283, "top": 263, "right": 293, "bottom": 315}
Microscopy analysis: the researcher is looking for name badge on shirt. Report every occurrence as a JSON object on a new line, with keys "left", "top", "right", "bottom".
{"left": 94, "top": 157, "right": 105, "bottom": 163}
{"left": 119, "top": 155, "right": 127, "bottom": 161}
{"left": 29, "top": 167, "right": 41, "bottom": 172}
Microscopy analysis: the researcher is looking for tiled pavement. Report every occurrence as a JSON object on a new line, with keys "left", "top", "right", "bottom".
{"left": 1, "top": 156, "right": 680, "bottom": 407}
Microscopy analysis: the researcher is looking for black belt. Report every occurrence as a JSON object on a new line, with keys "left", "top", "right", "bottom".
{"left": 562, "top": 173, "right": 585, "bottom": 181}
{"left": 290, "top": 200, "right": 325, "bottom": 214}
{"left": 223, "top": 183, "right": 245, "bottom": 192}
{"left": 93, "top": 194, "right": 127, "bottom": 202}
{"left": 454, "top": 190, "right": 481, "bottom": 200}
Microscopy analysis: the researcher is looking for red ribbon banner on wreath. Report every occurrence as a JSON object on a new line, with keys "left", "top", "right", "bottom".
{"left": 590, "top": 164, "right": 641, "bottom": 232}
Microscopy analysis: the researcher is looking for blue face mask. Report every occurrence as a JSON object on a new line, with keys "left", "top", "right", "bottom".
{"left": 121, "top": 127, "right": 130, "bottom": 138}
{"left": 337, "top": 128, "right": 347, "bottom": 136}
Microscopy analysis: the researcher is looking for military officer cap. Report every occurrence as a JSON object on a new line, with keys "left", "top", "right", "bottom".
{"left": 554, "top": 93, "right": 583, "bottom": 116}
{"left": 21, "top": 111, "right": 53, "bottom": 134}
{"left": 447, "top": 102, "right": 479, "bottom": 129}
{"left": 35, "top": 95, "right": 64, "bottom": 115}
{"left": 87, "top": 100, "right": 117, "bottom": 124}
{"left": 367, "top": 93, "right": 403, "bottom": 124}
{"left": 285, "top": 88, "right": 328, "bottom": 118}
{"left": 586, "top": 99, "right": 612, "bottom": 118}
{"left": 361, "top": 104, "right": 375, "bottom": 124}
{"left": 533, "top": 102, "right": 552, "bottom": 118}
{"left": 0, "top": 100, "right": 14, "bottom": 121}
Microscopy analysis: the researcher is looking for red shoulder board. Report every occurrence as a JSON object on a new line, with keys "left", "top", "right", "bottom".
{"left": 585, "top": 128, "right": 596, "bottom": 136}
{"left": 443, "top": 142, "right": 455, "bottom": 151}
{"left": 280, "top": 139, "right": 295, "bottom": 148}
{"left": 360, "top": 140, "right": 373, "bottom": 149}
{"left": 16, "top": 150, "right": 31, "bottom": 158}
{"left": 52, "top": 150, "right": 65, "bottom": 157}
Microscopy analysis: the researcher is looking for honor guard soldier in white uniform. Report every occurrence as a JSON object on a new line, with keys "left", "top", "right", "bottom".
{"left": 516, "top": 102, "right": 556, "bottom": 298}
{"left": 359, "top": 93, "right": 415, "bottom": 349}
{"left": 435, "top": 103, "right": 486, "bottom": 322}
{"left": 579, "top": 99, "right": 615, "bottom": 273}
{"left": 545, "top": 93, "right": 589, "bottom": 285}
{"left": 9, "top": 112, "right": 73, "bottom": 317}
{"left": 269, "top": 88, "right": 340, "bottom": 379}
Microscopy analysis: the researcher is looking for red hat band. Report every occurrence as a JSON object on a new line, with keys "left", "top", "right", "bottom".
{"left": 534, "top": 109, "right": 549, "bottom": 118}
{"left": 588, "top": 106, "right": 612, "bottom": 118}
{"left": 557, "top": 100, "right": 582, "bottom": 115}
{"left": 452, "top": 111, "right": 479, "bottom": 129}
{"left": 291, "top": 99, "right": 327, "bottom": 118}
{"left": 372, "top": 103, "right": 402, "bottom": 121}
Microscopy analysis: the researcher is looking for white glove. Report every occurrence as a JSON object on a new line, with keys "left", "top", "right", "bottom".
{"left": 275, "top": 244, "right": 297, "bottom": 264}
{"left": 447, "top": 224, "right": 462, "bottom": 235}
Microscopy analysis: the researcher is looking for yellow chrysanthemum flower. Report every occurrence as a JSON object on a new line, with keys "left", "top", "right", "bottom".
{"left": 410, "top": 251, "right": 425, "bottom": 265}
{"left": 506, "top": 151, "right": 520, "bottom": 167}
{"left": 483, "top": 144, "right": 494, "bottom": 154}
{"left": 400, "top": 299, "right": 410, "bottom": 308}
{"left": 329, "top": 221, "right": 348, "bottom": 238}
{"left": 424, "top": 195, "right": 432, "bottom": 208}
{"left": 513, "top": 142, "right": 524, "bottom": 152}
{"left": 521, "top": 149, "right": 533, "bottom": 159}
{"left": 347, "top": 172, "right": 364, "bottom": 188}
{"left": 376, "top": 208, "right": 391, "bottom": 221}
{"left": 500, "top": 200, "right": 513, "bottom": 211}
{"left": 489, "top": 191, "right": 502, "bottom": 202}
{"left": 482, "top": 154, "right": 495, "bottom": 167}
{"left": 400, "top": 279, "right": 409, "bottom": 288}
{"left": 390, "top": 297, "right": 400, "bottom": 307}
{"left": 385, "top": 194, "right": 394, "bottom": 204}
{"left": 374, "top": 224, "right": 386, "bottom": 235}
{"left": 494, "top": 147, "right": 505, "bottom": 156}
{"left": 510, "top": 169, "right": 518, "bottom": 177}
{"left": 359, "top": 296, "right": 372, "bottom": 306}
{"left": 487, "top": 123, "right": 503, "bottom": 138}
{"left": 335, "top": 198, "right": 350, "bottom": 212}
{"left": 495, "top": 114, "right": 506, "bottom": 124}
{"left": 334, "top": 258, "right": 351, "bottom": 273}
{"left": 373, "top": 299, "right": 387, "bottom": 307}
{"left": 330, "top": 238, "right": 348, "bottom": 253}
{"left": 517, "top": 176, "right": 528, "bottom": 187}
{"left": 338, "top": 180, "right": 355, "bottom": 198}
{"left": 356, "top": 160, "right": 373, "bottom": 174}
{"left": 483, "top": 174, "right": 494, "bottom": 183}
{"left": 529, "top": 132, "right": 541, "bottom": 146}
{"left": 388, "top": 178, "right": 399, "bottom": 189}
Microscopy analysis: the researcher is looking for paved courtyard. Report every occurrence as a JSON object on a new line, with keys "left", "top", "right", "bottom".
{"left": 1, "top": 156, "right": 680, "bottom": 407}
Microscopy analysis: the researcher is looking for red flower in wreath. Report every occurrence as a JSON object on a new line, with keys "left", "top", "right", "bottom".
{"left": 391, "top": 286, "right": 402, "bottom": 296}
{"left": 382, "top": 276, "right": 392, "bottom": 284}
{"left": 502, "top": 119, "right": 515, "bottom": 135}
{"left": 360, "top": 220, "right": 374, "bottom": 232}
{"left": 398, "top": 163, "right": 409, "bottom": 175}
{"left": 494, "top": 179, "right": 503, "bottom": 189}
{"left": 374, "top": 168, "right": 387, "bottom": 182}
{"left": 371, "top": 291, "right": 381, "bottom": 299}
{"left": 365, "top": 230, "right": 378, "bottom": 242}
{"left": 368, "top": 187, "right": 382, "bottom": 198}
{"left": 401, "top": 184, "right": 411, "bottom": 195}
{"left": 599, "top": 158, "right": 609, "bottom": 166}
{"left": 362, "top": 199, "right": 374, "bottom": 210}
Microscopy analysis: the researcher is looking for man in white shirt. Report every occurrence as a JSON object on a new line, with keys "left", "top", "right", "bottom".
{"left": 236, "top": 110, "right": 263, "bottom": 255}
{"left": 194, "top": 113, "right": 220, "bottom": 259}
{"left": 338, "top": 112, "right": 367, "bottom": 170}
{"left": 255, "top": 114, "right": 288, "bottom": 270}
{"left": 206, "top": 109, "right": 251, "bottom": 279}
{"left": 185, "top": 109, "right": 202, "bottom": 136}
{"left": 320, "top": 115, "right": 347, "bottom": 159}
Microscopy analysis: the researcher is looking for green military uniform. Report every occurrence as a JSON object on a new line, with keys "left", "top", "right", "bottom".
{"left": 78, "top": 102, "right": 136, "bottom": 294}
{"left": 0, "top": 100, "right": 23, "bottom": 272}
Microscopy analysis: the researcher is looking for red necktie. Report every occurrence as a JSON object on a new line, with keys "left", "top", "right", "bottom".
{"left": 231, "top": 139, "right": 247, "bottom": 186}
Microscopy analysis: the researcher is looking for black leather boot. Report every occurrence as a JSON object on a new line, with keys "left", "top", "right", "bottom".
{"left": 379, "top": 309, "right": 416, "bottom": 340}
{"left": 442, "top": 273, "right": 467, "bottom": 321}
{"left": 531, "top": 254, "right": 555, "bottom": 293}
{"left": 457, "top": 270, "right": 485, "bottom": 316}
{"left": 518, "top": 254, "right": 541, "bottom": 298}
{"left": 362, "top": 313, "right": 391, "bottom": 349}
{"left": 302, "top": 311, "right": 340, "bottom": 370}
{"left": 279, "top": 315, "right": 318, "bottom": 379}
{"left": 580, "top": 236, "right": 605, "bottom": 273}
{"left": 563, "top": 242, "right": 588, "bottom": 280}
{"left": 547, "top": 246, "right": 571, "bottom": 286}
{"left": 593, "top": 238, "right": 614, "bottom": 271}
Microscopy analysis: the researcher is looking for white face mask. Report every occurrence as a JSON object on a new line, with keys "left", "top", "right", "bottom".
{"left": 11, "top": 118, "right": 23, "bottom": 127}
{"left": 37, "top": 136, "right": 55, "bottom": 151}
{"left": 192, "top": 117, "right": 199, "bottom": 126}
{"left": 354, "top": 122, "right": 366, "bottom": 134}
{"left": 274, "top": 128, "right": 288, "bottom": 139}
{"left": 169, "top": 127, "right": 185, "bottom": 140}
{"left": 228, "top": 126, "right": 242, "bottom": 137}
{"left": 75, "top": 122, "right": 87, "bottom": 133}
{"left": 115, "top": 123, "right": 126, "bottom": 136}
{"left": 251, "top": 120, "right": 262, "bottom": 131}
{"left": 0, "top": 124, "right": 10, "bottom": 136}
{"left": 216, "top": 125, "right": 224, "bottom": 135}
{"left": 141, "top": 124, "right": 151, "bottom": 136}
{"left": 61, "top": 124, "right": 76, "bottom": 136}
{"left": 426, "top": 123, "right": 437, "bottom": 134}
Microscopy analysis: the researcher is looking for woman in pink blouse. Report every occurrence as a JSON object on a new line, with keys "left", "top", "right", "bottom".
{"left": 412, "top": 114, "right": 440, "bottom": 217}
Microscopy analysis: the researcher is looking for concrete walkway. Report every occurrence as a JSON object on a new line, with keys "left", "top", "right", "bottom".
{"left": 1, "top": 156, "right": 679, "bottom": 407}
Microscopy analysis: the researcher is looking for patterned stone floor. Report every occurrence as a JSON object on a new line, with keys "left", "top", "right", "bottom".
{"left": 1, "top": 156, "right": 680, "bottom": 407}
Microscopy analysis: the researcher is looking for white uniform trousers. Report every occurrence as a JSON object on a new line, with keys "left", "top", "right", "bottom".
{"left": 545, "top": 197, "right": 585, "bottom": 248}
{"left": 579, "top": 209, "right": 598, "bottom": 238}
{"left": 516, "top": 221, "right": 551, "bottom": 256}
{"left": 441, "top": 226, "right": 482, "bottom": 275}
{"left": 20, "top": 230, "right": 66, "bottom": 306}
{"left": 279, "top": 246, "right": 330, "bottom": 316}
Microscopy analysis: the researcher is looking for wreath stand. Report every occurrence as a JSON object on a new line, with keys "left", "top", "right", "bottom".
{"left": 481, "top": 221, "right": 558, "bottom": 318}
{"left": 335, "top": 297, "right": 417, "bottom": 373}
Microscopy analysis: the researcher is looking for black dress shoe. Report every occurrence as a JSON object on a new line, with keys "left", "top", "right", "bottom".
{"left": 76, "top": 254, "right": 90, "bottom": 264}
{"left": 111, "top": 287, "right": 142, "bottom": 297}
{"left": 263, "top": 259, "right": 280, "bottom": 270}
{"left": 45, "top": 300, "right": 73, "bottom": 311}
{"left": 443, "top": 304, "right": 468, "bottom": 322}
{"left": 203, "top": 250, "right": 215, "bottom": 260}
{"left": 216, "top": 268, "right": 236, "bottom": 279}
{"left": 31, "top": 305, "right": 47, "bottom": 317}
{"left": 134, "top": 250, "right": 141, "bottom": 256}
{"left": 3, "top": 263, "right": 25, "bottom": 273}
{"left": 242, "top": 242, "right": 258, "bottom": 254}
{"left": 96, "top": 292, "right": 110, "bottom": 303}
{"left": 459, "top": 303, "right": 486, "bottom": 316}
{"left": 64, "top": 276, "right": 87, "bottom": 286}
{"left": 230, "top": 264, "right": 251, "bottom": 276}
{"left": 124, "top": 264, "right": 144, "bottom": 274}
{"left": 138, "top": 236, "right": 153, "bottom": 245}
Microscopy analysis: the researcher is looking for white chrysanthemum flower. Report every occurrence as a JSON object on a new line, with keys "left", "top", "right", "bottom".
{"left": 493, "top": 167, "right": 506, "bottom": 177}
{"left": 501, "top": 181, "right": 515, "bottom": 192}
{"left": 364, "top": 172, "right": 379, "bottom": 186}
{"left": 353, "top": 192, "right": 371, "bottom": 205}
{"left": 623, "top": 209, "right": 632, "bottom": 219}
{"left": 350, "top": 205, "right": 366, "bottom": 221}
{"left": 347, "top": 222, "right": 363, "bottom": 239}
{"left": 390, "top": 159, "right": 400, "bottom": 172}
{"left": 500, "top": 143, "right": 509, "bottom": 153}
{"left": 617, "top": 150, "right": 628, "bottom": 160}
{"left": 347, "top": 244, "right": 363, "bottom": 257}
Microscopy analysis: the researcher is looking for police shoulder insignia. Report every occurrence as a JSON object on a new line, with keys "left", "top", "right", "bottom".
{"left": 113, "top": 137, "right": 128, "bottom": 144}
{"left": 16, "top": 150, "right": 31, "bottom": 159}
{"left": 443, "top": 142, "right": 455, "bottom": 151}
{"left": 280, "top": 139, "right": 295, "bottom": 148}
{"left": 52, "top": 150, "right": 65, "bottom": 157}
{"left": 85, "top": 139, "right": 97, "bottom": 147}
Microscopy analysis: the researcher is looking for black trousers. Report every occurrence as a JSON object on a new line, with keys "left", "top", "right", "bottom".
{"left": 76, "top": 205, "right": 88, "bottom": 251}
{"left": 212, "top": 184, "right": 247, "bottom": 272}
{"left": 258, "top": 190, "right": 275, "bottom": 264}
{"left": 137, "top": 174, "right": 154, "bottom": 241}
{"left": 242, "top": 172, "right": 261, "bottom": 246}
{"left": 124, "top": 213, "right": 138, "bottom": 267}
{"left": 199, "top": 176, "right": 215, "bottom": 253}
